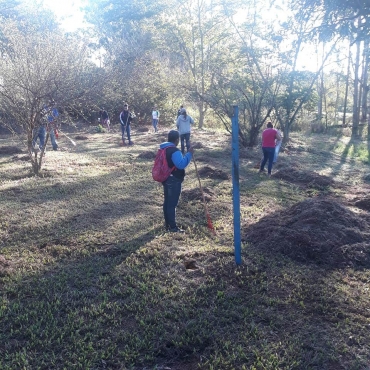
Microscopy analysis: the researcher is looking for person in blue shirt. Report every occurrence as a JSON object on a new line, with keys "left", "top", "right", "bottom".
{"left": 159, "top": 130, "right": 194, "bottom": 233}
{"left": 33, "top": 101, "right": 59, "bottom": 151}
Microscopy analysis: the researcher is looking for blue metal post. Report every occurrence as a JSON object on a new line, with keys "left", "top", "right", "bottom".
{"left": 231, "top": 105, "right": 241, "bottom": 265}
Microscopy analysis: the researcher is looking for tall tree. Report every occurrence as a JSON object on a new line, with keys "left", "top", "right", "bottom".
{"left": 0, "top": 19, "right": 101, "bottom": 174}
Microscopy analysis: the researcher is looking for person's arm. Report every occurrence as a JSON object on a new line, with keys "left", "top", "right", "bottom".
{"left": 119, "top": 112, "right": 124, "bottom": 125}
{"left": 171, "top": 150, "right": 193, "bottom": 169}
{"left": 190, "top": 116, "right": 194, "bottom": 124}
{"left": 276, "top": 130, "right": 282, "bottom": 141}
{"left": 176, "top": 117, "right": 180, "bottom": 129}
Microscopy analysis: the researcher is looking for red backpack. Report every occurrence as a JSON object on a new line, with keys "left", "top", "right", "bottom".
{"left": 152, "top": 146, "right": 176, "bottom": 182}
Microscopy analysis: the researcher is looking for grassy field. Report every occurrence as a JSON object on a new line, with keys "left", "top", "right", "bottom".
{"left": 1, "top": 123, "right": 370, "bottom": 369}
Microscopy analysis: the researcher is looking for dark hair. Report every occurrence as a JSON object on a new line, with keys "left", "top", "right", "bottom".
{"left": 267, "top": 121, "right": 273, "bottom": 128}
{"left": 168, "top": 130, "right": 179, "bottom": 143}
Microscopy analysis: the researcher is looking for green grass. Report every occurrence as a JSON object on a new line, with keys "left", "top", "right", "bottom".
{"left": 1, "top": 126, "right": 370, "bottom": 369}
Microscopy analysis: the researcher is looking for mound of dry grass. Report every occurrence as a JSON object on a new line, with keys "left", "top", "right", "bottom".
{"left": 246, "top": 198, "right": 370, "bottom": 266}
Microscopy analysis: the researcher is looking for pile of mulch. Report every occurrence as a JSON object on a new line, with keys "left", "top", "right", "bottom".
{"left": 0, "top": 146, "right": 22, "bottom": 155}
{"left": 74, "top": 135, "right": 89, "bottom": 140}
{"left": 197, "top": 166, "right": 229, "bottom": 180}
{"left": 181, "top": 187, "right": 215, "bottom": 202}
{"left": 273, "top": 168, "right": 333, "bottom": 189}
{"left": 13, "top": 154, "right": 30, "bottom": 161}
{"left": 137, "top": 151, "right": 156, "bottom": 159}
{"left": 245, "top": 198, "right": 370, "bottom": 267}
{"left": 191, "top": 141, "right": 205, "bottom": 149}
{"left": 136, "top": 126, "right": 150, "bottom": 133}
{"left": 354, "top": 198, "right": 370, "bottom": 212}
{"left": 0, "top": 255, "right": 13, "bottom": 277}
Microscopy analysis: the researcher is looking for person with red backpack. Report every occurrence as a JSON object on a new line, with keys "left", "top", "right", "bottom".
{"left": 157, "top": 130, "right": 194, "bottom": 233}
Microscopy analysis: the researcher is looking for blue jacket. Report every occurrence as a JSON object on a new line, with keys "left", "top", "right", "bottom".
{"left": 160, "top": 142, "right": 192, "bottom": 170}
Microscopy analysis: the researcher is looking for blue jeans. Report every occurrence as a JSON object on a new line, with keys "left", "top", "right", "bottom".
{"left": 33, "top": 126, "right": 46, "bottom": 150}
{"left": 260, "top": 147, "right": 275, "bottom": 174}
{"left": 121, "top": 124, "right": 131, "bottom": 142}
{"left": 152, "top": 119, "right": 158, "bottom": 132}
{"left": 163, "top": 175, "right": 182, "bottom": 229}
{"left": 274, "top": 141, "right": 282, "bottom": 163}
{"left": 49, "top": 129, "right": 58, "bottom": 150}
{"left": 180, "top": 133, "right": 190, "bottom": 154}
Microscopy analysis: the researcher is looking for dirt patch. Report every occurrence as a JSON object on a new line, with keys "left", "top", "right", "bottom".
{"left": 137, "top": 151, "right": 156, "bottom": 160}
{"left": 273, "top": 168, "right": 333, "bottom": 189}
{"left": 0, "top": 146, "right": 23, "bottom": 155}
{"left": 245, "top": 198, "right": 370, "bottom": 267}
{"left": 74, "top": 135, "right": 89, "bottom": 140}
{"left": 182, "top": 187, "right": 215, "bottom": 202}
{"left": 197, "top": 166, "right": 229, "bottom": 180}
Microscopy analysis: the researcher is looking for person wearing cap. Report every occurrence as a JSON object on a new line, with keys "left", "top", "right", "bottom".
{"left": 176, "top": 108, "right": 194, "bottom": 154}
{"left": 119, "top": 103, "right": 135, "bottom": 145}
{"left": 152, "top": 106, "right": 160, "bottom": 132}
{"left": 159, "top": 130, "right": 194, "bottom": 233}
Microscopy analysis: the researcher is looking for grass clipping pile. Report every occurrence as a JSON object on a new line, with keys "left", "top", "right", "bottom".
{"left": 245, "top": 198, "right": 370, "bottom": 267}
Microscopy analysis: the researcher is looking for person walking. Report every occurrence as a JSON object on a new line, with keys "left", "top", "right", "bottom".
{"left": 259, "top": 121, "right": 282, "bottom": 177}
{"left": 119, "top": 103, "right": 135, "bottom": 145}
{"left": 176, "top": 108, "right": 194, "bottom": 154}
{"left": 152, "top": 106, "right": 160, "bottom": 132}
{"left": 160, "top": 130, "right": 194, "bottom": 233}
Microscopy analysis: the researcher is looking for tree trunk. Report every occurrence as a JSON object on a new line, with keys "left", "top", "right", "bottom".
{"left": 343, "top": 41, "right": 351, "bottom": 126}
{"left": 361, "top": 41, "right": 369, "bottom": 122}
{"left": 352, "top": 39, "right": 361, "bottom": 135}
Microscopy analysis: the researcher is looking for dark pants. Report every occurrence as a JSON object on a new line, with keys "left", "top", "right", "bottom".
{"left": 163, "top": 175, "right": 182, "bottom": 229}
{"left": 121, "top": 124, "right": 131, "bottom": 142}
{"left": 260, "top": 147, "right": 275, "bottom": 174}
{"left": 180, "top": 133, "right": 190, "bottom": 154}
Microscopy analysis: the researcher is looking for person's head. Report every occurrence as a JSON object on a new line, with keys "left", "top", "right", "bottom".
{"left": 180, "top": 105, "right": 183, "bottom": 109}
{"left": 168, "top": 130, "right": 180, "bottom": 145}
{"left": 180, "top": 108, "right": 187, "bottom": 117}
{"left": 267, "top": 121, "right": 273, "bottom": 128}
{"left": 123, "top": 103, "right": 129, "bottom": 111}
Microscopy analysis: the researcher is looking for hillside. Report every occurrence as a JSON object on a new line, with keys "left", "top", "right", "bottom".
{"left": 0, "top": 124, "right": 370, "bottom": 369}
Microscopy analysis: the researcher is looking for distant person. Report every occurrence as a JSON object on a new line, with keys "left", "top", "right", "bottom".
{"left": 176, "top": 108, "right": 194, "bottom": 154}
{"left": 119, "top": 103, "right": 135, "bottom": 145}
{"left": 47, "top": 103, "right": 59, "bottom": 151}
{"left": 259, "top": 121, "right": 282, "bottom": 177}
{"left": 99, "top": 108, "right": 110, "bottom": 132}
{"left": 33, "top": 102, "right": 59, "bottom": 151}
{"left": 152, "top": 106, "right": 160, "bottom": 132}
{"left": 177, "top": 105, "right": 184, "bottom": 118}
{"left": 160, "top": 130, "right": 194, "bottom": 233}
{"left": 274, "top": 128, "right": 283, "bottom": 163}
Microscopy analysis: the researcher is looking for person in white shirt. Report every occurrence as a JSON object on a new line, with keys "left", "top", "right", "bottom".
{"left": 152, "top": 107, "right": 160, "bottom": 132}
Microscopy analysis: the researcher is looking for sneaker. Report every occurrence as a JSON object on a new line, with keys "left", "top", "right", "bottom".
{"left": 169, "top": 227, "right": 185, "bottom": 233}
{"left": 128, "top": 141, "right": 134, "bottom": 145}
